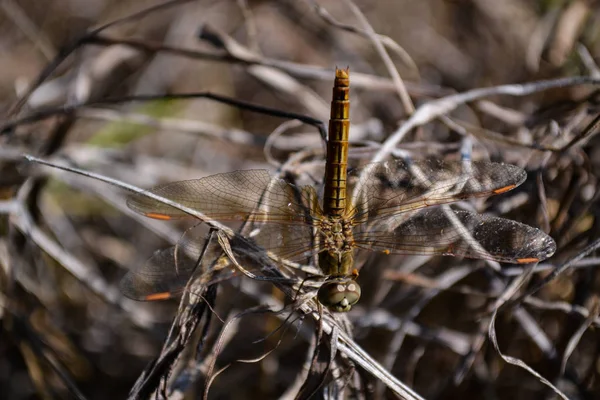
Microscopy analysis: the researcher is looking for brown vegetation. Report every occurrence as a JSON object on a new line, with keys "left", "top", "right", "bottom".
{"left": 1, "top": 1, "right": 599, "bottom": 399}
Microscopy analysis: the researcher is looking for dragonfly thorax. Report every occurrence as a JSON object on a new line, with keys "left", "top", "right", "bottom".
{"left": 317, "top": 225, "right": 360, "bottom": 312}
{"left": 318, "top": 217, "right": 354, "bottom": 253}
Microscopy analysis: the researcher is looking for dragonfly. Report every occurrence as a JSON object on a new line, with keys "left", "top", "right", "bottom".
{"left": 121, "top": 68, "right": 556, "bottom": 312}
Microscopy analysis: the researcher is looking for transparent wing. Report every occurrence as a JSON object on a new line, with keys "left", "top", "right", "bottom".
{"left": 120, "top": 223, "right": 320, "bottom": 301}
{"left": 352, "top": 208, "right": 556, "bottom": 263}
{"left": 348, "top": 160, "right": 526, "bottom": 222}
{"left": 120, "top": 234, "right": 214, "bottom": 301}
{"left": 127, "top": 169, "right": 315, "bottom": 223}
{"left": 248, "top": 223, "right": 320, "bottom": 264}
{"left": 127, "top": 170, "right": 322, "bottom": 262}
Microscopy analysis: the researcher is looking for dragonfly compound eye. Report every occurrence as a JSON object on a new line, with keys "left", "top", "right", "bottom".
{"left": 317, "top": 279, "right": 362, "bottom": 312}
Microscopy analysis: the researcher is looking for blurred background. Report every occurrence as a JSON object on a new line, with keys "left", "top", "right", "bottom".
{"left": 1, "top": 0, "right": 600, "bottom": 399}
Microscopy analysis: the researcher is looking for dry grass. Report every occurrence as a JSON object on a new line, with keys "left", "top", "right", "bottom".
{"left": 1, "top": 0, "right": 600, "bottom": 399}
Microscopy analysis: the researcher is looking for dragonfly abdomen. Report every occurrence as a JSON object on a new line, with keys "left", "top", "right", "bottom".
{"left": 323, "top": 68, "right": 350, "bottom": 217}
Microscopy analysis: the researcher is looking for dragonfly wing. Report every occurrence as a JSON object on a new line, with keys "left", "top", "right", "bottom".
{"left": 353, "top": 208, "right": 556, "bottom": 263}
{"left": 348, "top": 160, "right": 526, "bottom": 222}
{"left": 127, "top": 169, "right": 313, "bottom": 223}
{"left": 120, "top": 230, "right": 226, "bottom": 301}
{"left": 249, "top": 221, "right": 320, "bottom": 264}
{"left": 120, "top": 221, "right": 320, "bottom": 301}
{"left": 127, "top": 170, "right": 322, "bottom": 267}
{"left": 121, "top": 248, "right": 196, "bottom": 301}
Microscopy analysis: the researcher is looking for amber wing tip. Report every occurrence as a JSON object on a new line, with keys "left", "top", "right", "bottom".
{"left": 144, "top": 292, "right": 172, "bottom": 301}
{"left": 335, "top": 67, "right": 350, "bottom": 79}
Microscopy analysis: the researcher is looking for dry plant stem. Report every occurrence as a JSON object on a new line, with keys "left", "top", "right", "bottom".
{"left": 168, "top": 309, "right": 238, "bottom": 397}
{"left": 486, "top": 259, "right": 568, "bottom": 398}
{"left": 562, "top": 111, "right": 600, "bottom": 150}
{"left": 127, "top": 237, "right": 224, "bottom": 400}
{"left": 249, "top": 65, "right": 330, "bottom": 121}
{"left": 5, "top": 0, "right": 195, "bottom": 117}
{"left": 25, "top": 156, "right": 233, "bottom": 235}
{"left": 536, "top": 153, "right": 553, "bottom": 233}
{"left": 559, "top": 300, "right": 600, "bottom": 376}
{"left": 375, "top": 266, "right": 474, "bottom": 398}
{"left": 9, "top": 178, "right": 153, "bottom": 327}
{"left": 195, "top": 25, "right": 332, "bottom": 121}
{"left": 20, "top": 158, "right": 233, "bottom": 396}
{"left": 280, "top": 333, "right": 318, "bottom": 399}
{"left": 202, "top": 314, "right": 243, "bottom": 400}
{"left": 87, "top": 33, "right": 442, "bottom": 97}
{"left": 264, "top": 119, "right": 304, "bottom": 167}
{"left": 552, "top": 173, "right": 586, "bottom": 236}
{"left": 549, "top": 0, "right": 590, "bottom": 66}
{"left": 8, "top": 311, "right": 88, "bottom": 400}
{"left": 371, "top": 254, "right": 433, "bottom": 308}
{"left": 511, "top": 238, "right": 600, "bottom": 307}
{"left": 48, "top": 163, "right": 183, "bottom": 246}
{"left": 489, "top": 306, "right": 569, "bottom": 400}
{"left": 345, "top": 0, "right": 415, "bottom": 115}
{"left": 306, "top": 0, "right": 420, "bottom": 78}
{"left": 524, "top": 296, "right": 600, "bottom": 327}
{"left": 477, "top": 199, "right": 583, "bottom": 392}
{"left": 236, "top": 0, "right": 260, "bottom": 54}
{"left": 454, "top": 317, "right": 489, "bottom": 384}
{"left": 578, "top": 44, "right": 600, "bottom": 77}
{"left": 475, "top": 100, "right": 527, "bottom": 126}
{"left": 371, "top": 75, "right": 600, "bottom": 162}
{"left": 195, "top": 21, "right": 425, "bottom": 109}
{"left": 79, "top": 108, "right": 264, "bottom": 147}
{"left": 0, "top": 0, "right": 55, "bottom": 60}
{"left": 128, "top": 287, "right": 218, "bottom": 400}
{"left": 526, "top": 7, "right": 560, "bottom": 72}
{"left": 355, "top": 309, "right": 472, "bottom": 356}
{"left": 514, "top": 307, "right": 557, "bottom": 360}
{"left": 202, "top": 306, "right": 287, "bottom": 400}
{"left": 327, "top": 326, "right": 341, "bottom": 395}
{"left": 39, "top": 197, "right": 98, "bottom": 271}
{"left": 484, "top": 239, "right": 600, "bottom": 399}
{"left": 299, "top": 319, "right": 346, "bottom": 399}
{"left": 336, "top": 336, "right": 424, "bottom": 400}
{"left": 175, "top": 301, "right": 307, "bottom": 397}
{"left": 0, "top": 200, "right": 18, "bottom": 214}
{"left": 1, "top": 92, "right": 327, "bottom": 141}
{"left": 159, "top": 247, "right": 309, "bottom": 397}
{"left": 443, "top": 116, "right": 558, "bottom": 151}
{"left": 503, "top": 258, "right": 600, "bottom": 275}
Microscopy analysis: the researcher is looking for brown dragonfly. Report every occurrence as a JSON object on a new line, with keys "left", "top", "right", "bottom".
{"left": 121, "top": 68, "right": 556, "bottom": 312}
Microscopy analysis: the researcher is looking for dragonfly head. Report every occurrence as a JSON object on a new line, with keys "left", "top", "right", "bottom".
{"left": 317, "top": 277, "right": 361, "bottom": 312}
